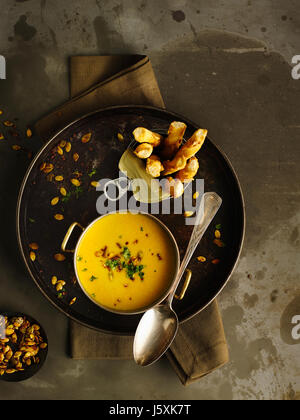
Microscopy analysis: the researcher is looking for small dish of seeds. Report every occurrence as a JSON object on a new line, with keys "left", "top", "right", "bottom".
{"left": 0, "top": 312, "right": 48, "bottom": 382}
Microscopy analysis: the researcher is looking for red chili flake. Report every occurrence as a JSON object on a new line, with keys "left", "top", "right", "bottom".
{"left": 157, "top": 253, "right": 162, "bottom": 261}
{"left": 116, "top": 242, "right": 122, "bottom": 249}
{"left": 123, "top": 284, "right": 128, "bottom": 288}
{"left": 133, "top": 239, "right": 138, "bottom": 244}
{"left": 125, "top": 241, "right": 129, "bottom": 245}
{"left": 101, "top": 246, "right": 107, "bottom": 257}
{"left": 145, "top": 233, "right": 149, "bottom": 237}
{"left": 129, "top": 297, "right": 132, "bottom": 301}
{"left": 117, "top": 299, "right": 121, "bottom": 303}
{"left": 212, "top": 259, "right": 220, "bottom": 265}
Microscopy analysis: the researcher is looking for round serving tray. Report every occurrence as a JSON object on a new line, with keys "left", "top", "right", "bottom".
{"left": 16, "top": 105, "right": 245, "bottom": 335}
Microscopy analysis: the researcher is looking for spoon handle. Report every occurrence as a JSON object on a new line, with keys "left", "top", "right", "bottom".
{"left": 168, "top": 192, "right": 222, "bottom": 305}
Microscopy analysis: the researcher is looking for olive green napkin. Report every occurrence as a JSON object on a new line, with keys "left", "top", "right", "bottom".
{"left": 35, "top": 55, "right": 229, "bottom": 385}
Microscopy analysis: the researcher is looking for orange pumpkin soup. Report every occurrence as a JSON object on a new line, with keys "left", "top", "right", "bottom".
{"left": 75, "top": 212, "right": 178, "bottom": 312}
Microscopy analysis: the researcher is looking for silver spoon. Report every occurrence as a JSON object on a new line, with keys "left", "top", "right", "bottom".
{"left": 133, "top": 192, "right": 222, "bottom": 366}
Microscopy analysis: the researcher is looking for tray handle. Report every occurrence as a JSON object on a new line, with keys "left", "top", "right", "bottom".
{"left": 61, "top": 222, "right": 85, "bottom": 253}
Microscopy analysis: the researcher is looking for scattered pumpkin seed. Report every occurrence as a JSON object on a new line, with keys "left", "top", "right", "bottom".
{"left": 29, "top": 251, "right": 36, "bottom": 262}
{"left": 54, "top": 214, "right": 64, "bottom": 221}
{"left": 71, "top": 179, "right": 81, "bottom": 187}
{"left": 57, "top": 146, "right": 64, "bottom": 155}
{"left": 55, "top": 175, "right": 64, "bottom": 182}
{"left": 29, "top": 243, "right": 39, "bottom": 250}
{"left": 26, "top": 128, "right": 32, "bottom": 138}
{"left": 193, "top": 192, "right": 200, "bottom": 200}
{"left": 215, "top": 230, "right": 221, "bottom": 239}
{"left": 4, "top": 121, "right": 14, "bottom": 127}
{"left": 197, "top": 256, "right": 206, "bottom": 262}
{"left": 69, "top": 297, "right": 77, "bottom": 306}
{"left": 56, "top": 283, "right": 63, "bottom": 291}
{"left": 0, "top": 133, "right": 5, "bottom": 140}
{"left": 73, "top": 153, "right": 79, "bottom": 162}
{"left": 12, "top": 145, "right": 21, "bottom": 151}
{"left": 43, "top": 163, "right": 54, "bottom": 174}
{"left": 212, "top": 259, "right": 220, "bottom": 264}
{"left": 60, "top": 187, "right": 67, "bottom": 196}
{"left": 54, "top": 253, "right": 66, "bottom": 261}
{"left": 59, "top": 140, "right": 66, "bottom": 148}
{"left": 117, "top": 133, "right": 124, "bottom": 141}
{"left": 51, "top": 276, "right": 58, "bottom": 285}
{"left": 51, "top": 197, "right": 59, "bottom": 206}
{"left": 65, "top": 142, "right": 71, "bottom": 152}
{"left": 91, "top": 181, "right": 99, "bottom": 188}
{"left": 213, "top": 239, "right": 225, "bottom": 247}
{"left": 81, "top": 132, "right": 92, "bottom": 143}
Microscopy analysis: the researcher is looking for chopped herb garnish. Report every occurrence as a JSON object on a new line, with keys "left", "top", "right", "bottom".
{"left": 140, "top": 226, "right": 144, "bottom": 231}
{"left": 77, "top": 256, "right": 83, "bottom": 261}
{"left": 90, "top": 275, "right": 98, "bottom": 282}
{"left": 121, "top": 246, "right": 131, "bottom": 261}
{"left": 61, "top": 192, "right": 72, "bottom": 203}
{"left": 126, "top": 263, "right": 144, "bottom": 281}
{"left": 105, "top": 258, "right": 121, "bottom": 271}
{"left": 88, "top": 169, "right": 97, "bottom": 178}
{"left": 215, "top": 224, "right": 222, "bottom": 230}
{"left": 74, "top": 186, "right": 83, "bottom": 199}
{"left": 103, "top": 246, "right": 145, "bottom": 281}
{"left": 29, "top": 218, "right": 35, "bottom": 223}
{"left": 82, "top": 268, "right": 88, "bottom": 272}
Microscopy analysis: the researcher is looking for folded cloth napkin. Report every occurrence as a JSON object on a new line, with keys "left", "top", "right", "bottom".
{"left": 35, "top": 55, "right": 229, "bottom": 385}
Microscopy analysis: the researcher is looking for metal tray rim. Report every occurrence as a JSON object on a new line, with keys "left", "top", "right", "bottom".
{"left": 16, "top": 104, "right": 246, "bottom": 336}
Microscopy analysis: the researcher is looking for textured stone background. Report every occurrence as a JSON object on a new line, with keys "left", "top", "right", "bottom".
{"left": 0, "top": 0, "right": 299, "bottom": 400}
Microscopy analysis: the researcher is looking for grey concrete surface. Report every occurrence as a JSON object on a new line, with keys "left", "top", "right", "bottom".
{"left": 0, "top": 0, "right": 299, "bottom": 400}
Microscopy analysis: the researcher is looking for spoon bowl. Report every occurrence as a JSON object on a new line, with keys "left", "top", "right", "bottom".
{"left": 134, "top": 305, "right": 178, "bottom": 366}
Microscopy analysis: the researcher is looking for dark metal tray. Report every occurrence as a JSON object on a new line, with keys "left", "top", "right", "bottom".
{"left": 16, "top": 105, "right": 245, "bottom": 335}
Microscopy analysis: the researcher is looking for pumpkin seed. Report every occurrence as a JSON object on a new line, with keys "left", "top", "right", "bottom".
{"left": 51, "top": 197, "right": 59, "bottom": 206}
{"left": 26, "top": 128, "right": 32, "bottom": 138}
{"left": 51, "top": 276, "right": 58, "bottom": 285}
{"left": 71, "top": 179, "right": 81, "bottom": 187}
{"left": 65, "top": 142, "right": 71, "bottom": 152}
{"left": 12, "top": 145, "right": 21, "bottom": 151}
{"left": 57, "top": 146, "right": 64, "bottom": 155}
{"left": 81, "top": 132, "right": 92, "bottom": 143}
{"left": 69, "top": 297, "right": 77, "bottom": 306}
{"left": 44, "top": 163, "right": 54, "bottom": 174}
{"left": 54, "top": 253, "right": 66, "bottom": 261}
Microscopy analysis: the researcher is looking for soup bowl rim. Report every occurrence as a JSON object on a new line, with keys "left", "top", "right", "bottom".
{"left": 72, "top": 210, "right": 180, "bottom": 315}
